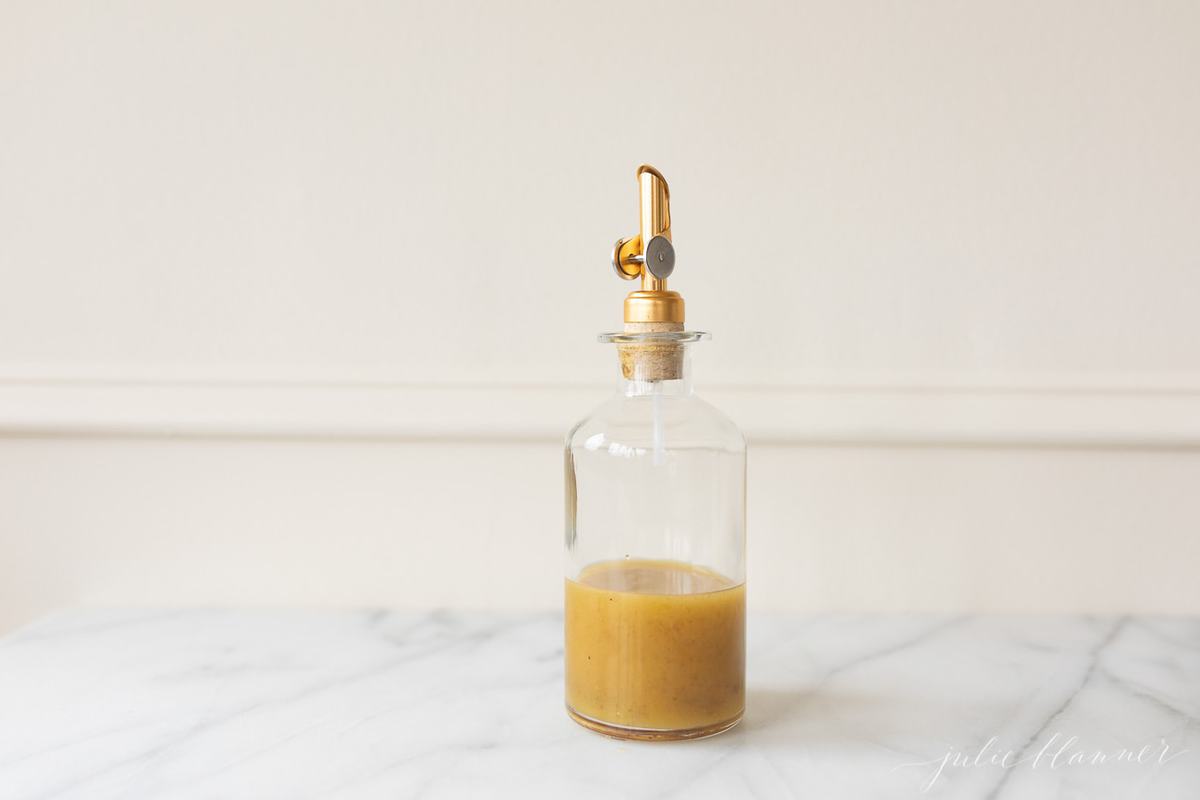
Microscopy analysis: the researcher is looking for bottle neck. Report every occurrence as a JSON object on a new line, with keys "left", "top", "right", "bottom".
{"left": 618, "top": 345, "right": 694, "bottom": 397}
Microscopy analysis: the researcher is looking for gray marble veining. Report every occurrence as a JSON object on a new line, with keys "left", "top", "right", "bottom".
{"left": 0, "top": 610, "right": 1196, "bottom": 799}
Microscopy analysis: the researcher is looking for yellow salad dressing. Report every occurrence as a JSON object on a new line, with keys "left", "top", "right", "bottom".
{"left": 564, "top": 559, "right": 745, "bottom": 738}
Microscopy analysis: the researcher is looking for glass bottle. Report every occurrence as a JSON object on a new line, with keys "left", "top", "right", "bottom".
{"left": 563, "top": 166, "right": 747, "bottom": 741}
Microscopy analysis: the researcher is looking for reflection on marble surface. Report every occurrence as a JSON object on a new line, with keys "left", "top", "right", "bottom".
{"left": 0, "top": 610, "right": 1196, "bottom": 799}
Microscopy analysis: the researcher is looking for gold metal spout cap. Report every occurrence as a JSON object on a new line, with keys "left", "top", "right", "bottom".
{"left": 612, "top": 165, "right": 685, "bottom": 325}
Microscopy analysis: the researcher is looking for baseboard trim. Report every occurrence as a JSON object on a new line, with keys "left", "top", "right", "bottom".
{"left": 3, "top": 377, "right": 1200, "bottom": 448}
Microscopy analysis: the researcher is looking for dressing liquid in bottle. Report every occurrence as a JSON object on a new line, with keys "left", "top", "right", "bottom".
{"left": 564, "top": 165, "right": 747, "bottom": 741}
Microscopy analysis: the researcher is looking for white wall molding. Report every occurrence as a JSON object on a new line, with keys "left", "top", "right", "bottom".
{"left": 3, "top": 376, "right": 1200, "bottom": 448}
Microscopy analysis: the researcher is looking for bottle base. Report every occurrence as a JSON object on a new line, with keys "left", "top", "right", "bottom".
{"left": 565, "top": 705, "right": 743, "bottom": 742}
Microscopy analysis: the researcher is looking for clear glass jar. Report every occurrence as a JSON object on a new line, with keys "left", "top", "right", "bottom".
{"left": 564, "top": 331, "right": 747, "bottom": 740}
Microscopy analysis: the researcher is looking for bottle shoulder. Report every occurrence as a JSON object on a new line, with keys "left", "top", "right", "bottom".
{"left": 567, "top": 389, "right": 745, "bottom": 452}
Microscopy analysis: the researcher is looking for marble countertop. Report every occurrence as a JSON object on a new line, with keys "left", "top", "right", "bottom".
{"left": 0, "top": 610, "right": 1196, "bottom": 799}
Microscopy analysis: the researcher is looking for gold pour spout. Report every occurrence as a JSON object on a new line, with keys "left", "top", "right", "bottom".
{"left": 611, "top": 165, "right": 684, "bottom": 325}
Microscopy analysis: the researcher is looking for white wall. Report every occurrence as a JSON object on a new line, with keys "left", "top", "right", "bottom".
{"left": 2, "top": 1, "right": 1199, "bottom": 631}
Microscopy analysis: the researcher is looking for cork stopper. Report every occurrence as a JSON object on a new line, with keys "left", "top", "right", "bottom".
{"left": 618, "top": 322, "right": 685, "bottom": 381}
